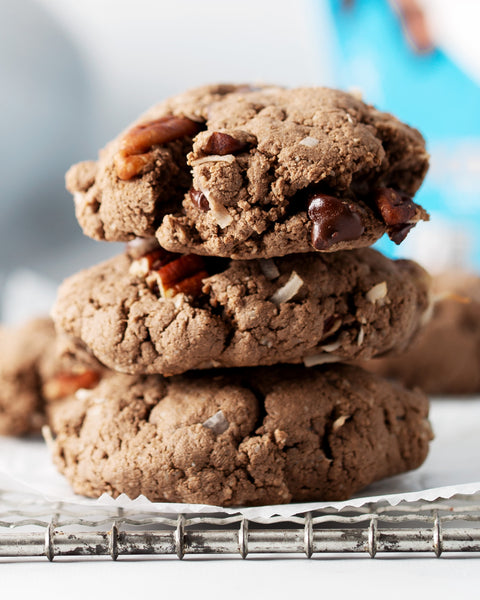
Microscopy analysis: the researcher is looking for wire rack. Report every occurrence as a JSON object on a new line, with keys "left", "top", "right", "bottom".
{"left": 1, "top": 490, "right": 480, "bottom": 560}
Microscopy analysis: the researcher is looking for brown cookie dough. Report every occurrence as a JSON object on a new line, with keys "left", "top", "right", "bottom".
{"left": 49, "top": 363, "right": 432, "bottom": 506}
{"left": 67, "top": 84, "right": 429, "bottom": 259}
{"left": 0, "top": 318, "right": 103, "bottom": 436}
{"left": 52, "top": 246, "right": 431, "bottom": 376}
{"left": 363, "top": 271, "right": 480, "bottom": 395}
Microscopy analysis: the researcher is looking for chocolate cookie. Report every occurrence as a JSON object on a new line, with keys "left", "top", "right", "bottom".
{"left": 52, "top": 245, "right": 430, "bottom": 376}
{"left": 0, "top": 318, "right": 103, "bottom": 436}
{"left": 364, "top": 271, "right": 480, "bottom": 395}
{"left": 0, "top": 318, "right": 54, "bottom": 435}
{"left": 49, "top": 364, "right": 432, "bottom": 506}
{"left": 67, "top": 84, "right": 429, "bottom": 259}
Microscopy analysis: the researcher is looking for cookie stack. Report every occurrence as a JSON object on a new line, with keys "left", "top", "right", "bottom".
{"left": 47, "top": 84, "right": 434, "bottom": 506}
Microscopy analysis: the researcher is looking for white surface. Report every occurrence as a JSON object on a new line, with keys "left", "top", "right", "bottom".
{"left": 2, "top": 556, "right": 479, "bottom": 600}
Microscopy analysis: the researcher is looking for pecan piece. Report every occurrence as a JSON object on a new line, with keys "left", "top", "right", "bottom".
{"left": 307, "top": 193, "right": 365, "bottom": 250}
{"left": 163, "top": 270, "right": 209, "bottom": 299}
{"left": 115, "top": 115, "right": 201, "bottom": 180}
{"left": 43, "top": 369, "right": 101, "bottom": 401}
{"left": 202, "top": 132, "right": 248, "bottom": 156}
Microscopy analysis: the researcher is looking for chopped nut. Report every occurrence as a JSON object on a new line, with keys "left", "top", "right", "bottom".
{"left": 366, "top": 281, "right": 388, "bottom": 304}
{"left": 162, "top": 270, "right": 208, "bottom": 299}
{"left": 43, "top": 369, "right": 101, "bottom": 401}
{"left": 129, "top": 247, "right": 178, "bottom": 278}
{"left": 189, "top": 188, "right": 210, "bottom": 212}
{"left": 115, "top": 115, "right": 201, "bottom": 180}
{"left": 157, "top": 254, "right": 206, "bottom": 288}
{"left": 270, "top": 271, "right": 304, "bottom": 305}
{"left": 130, "top": 247, "right": 208, "bottom": 300}
{"left": 202, "top": 132, "right": 248, "bottom": 156}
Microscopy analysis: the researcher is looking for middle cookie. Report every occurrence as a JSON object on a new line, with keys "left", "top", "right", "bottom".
{"left": 53, "top": 246, "right": 430, "bottom": 376}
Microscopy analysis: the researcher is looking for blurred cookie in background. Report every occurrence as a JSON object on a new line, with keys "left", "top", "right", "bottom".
{"left": 0, "top": 317, "right": 103, "bottom": 436}
{"left": 363, "top": 271, "right": 480, "bottom": 395}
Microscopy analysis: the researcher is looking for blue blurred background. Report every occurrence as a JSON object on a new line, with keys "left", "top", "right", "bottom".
{"left": 1, "top": 0, "right": 479, "bottom": 317}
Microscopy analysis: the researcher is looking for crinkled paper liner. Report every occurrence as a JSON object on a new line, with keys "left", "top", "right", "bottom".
{"left": 1, "top": 399, "right": 479, "bottom": 519}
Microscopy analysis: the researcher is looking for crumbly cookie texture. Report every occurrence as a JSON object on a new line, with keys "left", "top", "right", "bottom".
{"left": 52, "top": 247, "right": 431, "bottom": 376}
{"left": 50, "top": 364, "right": 432, "bottom": 506}
{"left": 0, "top": 318, "right": 104, "bottom": 436}
{"left": 67, "top": 84, "right": 429, "bottom": 259}
{"left": 363, "top": 272, "right": 480, "bottom": 395}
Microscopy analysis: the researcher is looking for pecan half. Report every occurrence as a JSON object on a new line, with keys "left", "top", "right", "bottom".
{"left": 115, "top": 115, "right": 201, "bottom": 180}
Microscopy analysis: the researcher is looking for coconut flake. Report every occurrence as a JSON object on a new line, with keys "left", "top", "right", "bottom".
{"left": 126, "top": 237, "right": 158, "bottom": 259}
{"left": 192, "top": 154, "right": 236, "bottom": 166}
{"left": 299, "top": 136, "right": 319, "bottom": 148}
{"left": 75, "top": 388, "right": 93, "bottom": 402}
{"left": 332, "top": 415, "right": 349, "bottom": 432}
{"left": 199, "top": 187, "right": 233, "bottom": 228}
{"left": 270, "top": 271, "right": 304, "bottom": 305}
{"left": 320, "top": 339, "right": 342, "bottom": 353}
{"left": 366, "top": 281, "right": 388, "bottom": 304}
{"left": 259, "top": 259, "right": 280, "bottom": 280}
{"left": 324, "top": 318, "right": 342, "bottom": 336}
{"left": 42, "top": 425, "right": 54, "bottom": 450}
{"left": 203, "top": 410, "right": 229, "bottom": 435}
{"left": 357, "top": 326, "right": 365, "bottom": 347}
{"left": 303, "top": 353, "right": 340, "bottom": 367}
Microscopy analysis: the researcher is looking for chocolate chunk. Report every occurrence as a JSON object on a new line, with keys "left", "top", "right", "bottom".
{"left": 374, "top": 188, "right": 417, "bottom": 225}
{"left": 308, "top": 194, "right": 365, "bottom": 250}
{"left": 202, "top": 132, "right": 248, "bottom": 156}
{"left": 389, "top": 223, "right": 415, "bottom": 245}
{"left": 373, "top": 188, "right": 418, "bottom": 244}
{"left": 189, "top": 188, "right": 210, "bottom": 212}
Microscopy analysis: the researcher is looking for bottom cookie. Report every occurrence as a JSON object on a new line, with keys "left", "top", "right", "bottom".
{"left": 49, "top": 364, "right": 432, "bottom": 506}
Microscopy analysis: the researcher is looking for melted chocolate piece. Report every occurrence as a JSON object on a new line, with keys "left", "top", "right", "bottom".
{"left": 189, "top": 188, "right": 210, "bottom": 212}
{"left": 202, "top": 132, "right": 248, "bottom": 156}
{"left": 307, "top": 194, "right": 365, "bottom": 250}
{"left": 374, "top": 187, "right": 417, "bottom": 244}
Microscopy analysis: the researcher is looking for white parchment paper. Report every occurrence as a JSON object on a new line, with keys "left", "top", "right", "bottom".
{"left": 1, "top": 399, "right": 479, "bottom": 518}
{"left": 1, "top": 270, "right": 480, "bottom": 518}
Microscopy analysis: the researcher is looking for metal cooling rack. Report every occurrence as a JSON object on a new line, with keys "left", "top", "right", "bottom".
{"left": 1, "top": 490, "right": 480, "bottom": 560}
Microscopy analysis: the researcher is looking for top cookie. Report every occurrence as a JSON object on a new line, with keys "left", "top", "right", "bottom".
{"left": 67, "top": 84, "right": 429, "bottom": 259}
